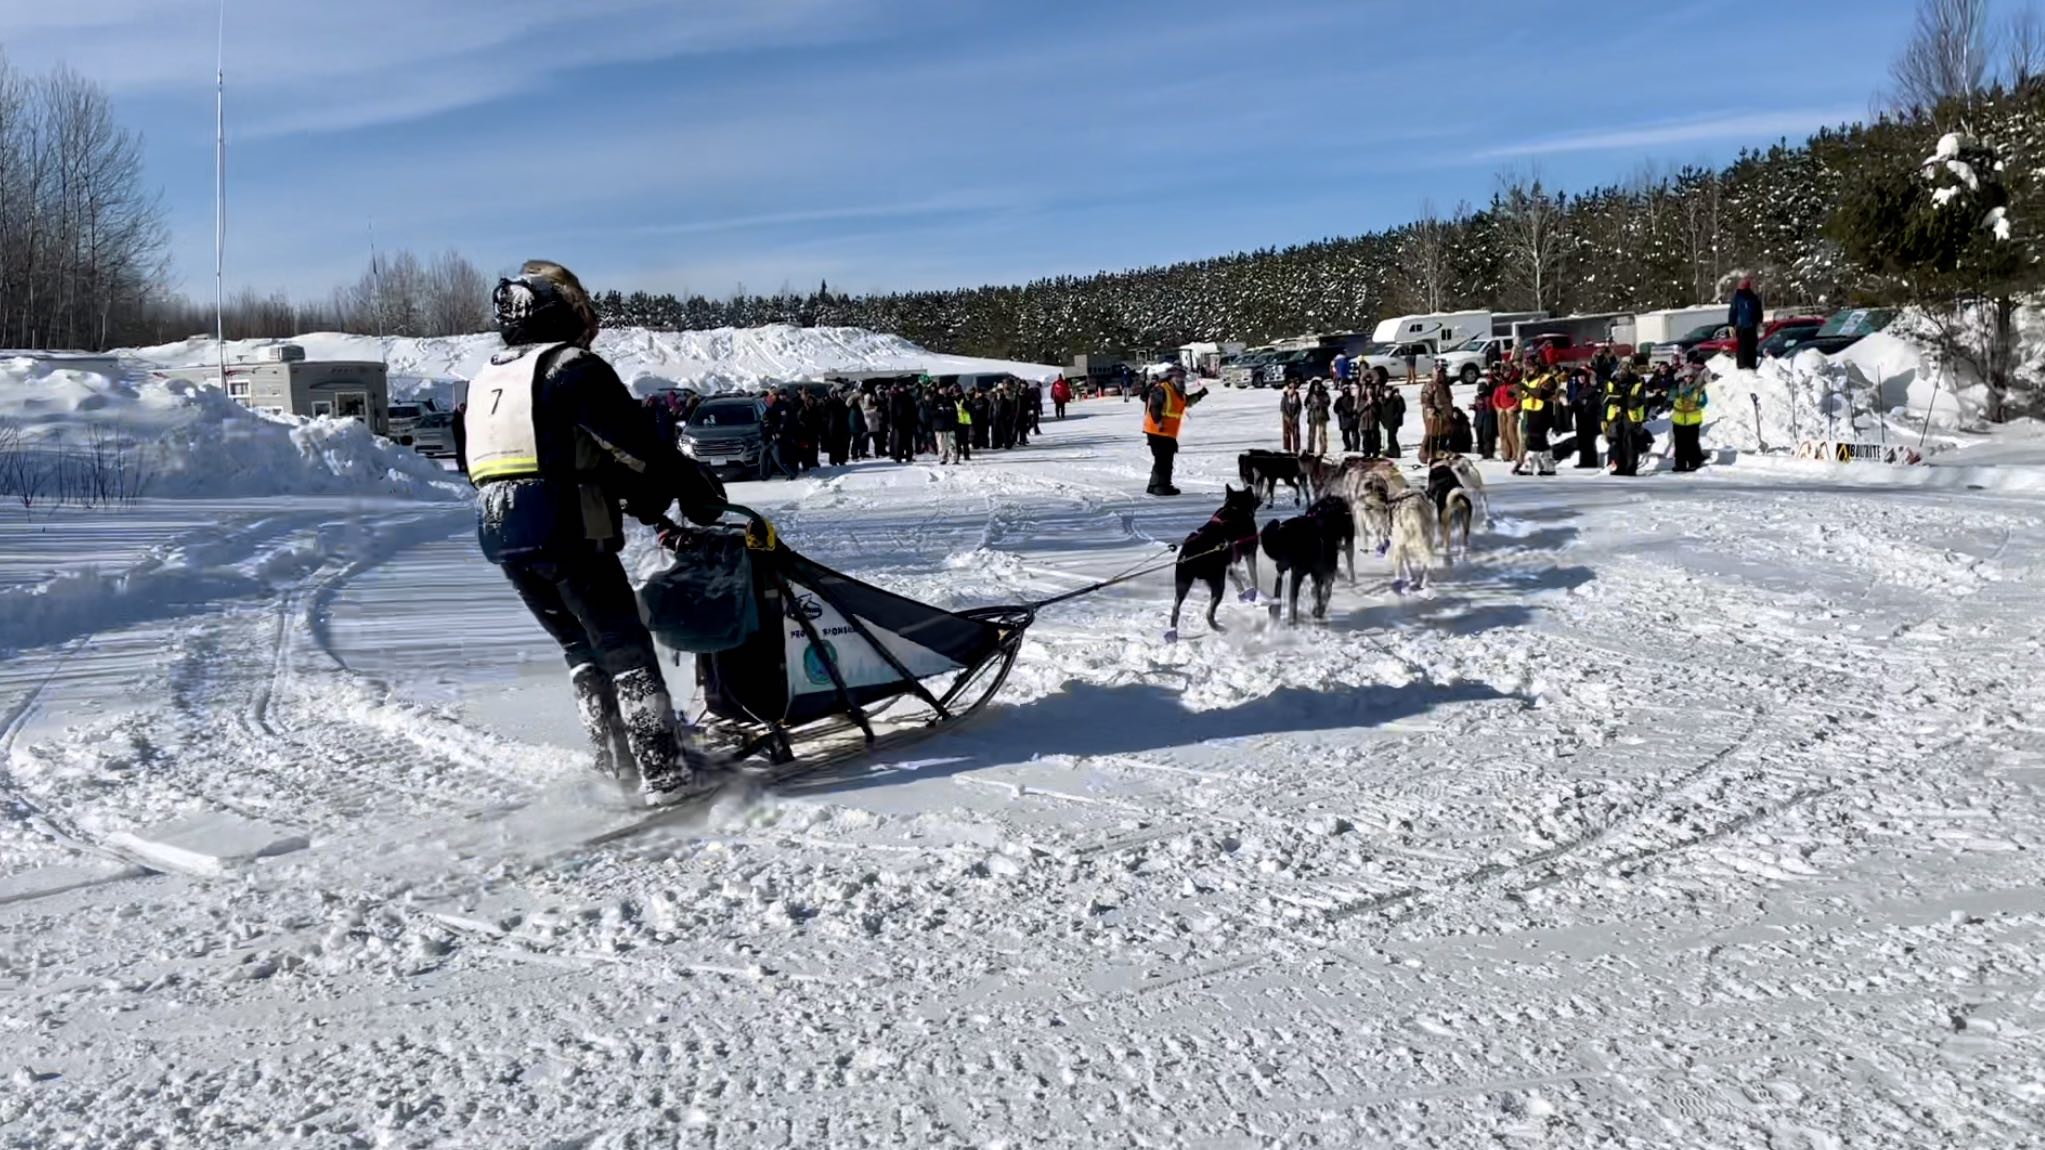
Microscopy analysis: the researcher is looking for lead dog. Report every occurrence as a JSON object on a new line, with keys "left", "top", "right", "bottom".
{"left": 1361, "top": 486, "right": 1437, "bottom": 590}
{"left": 1167, "top": 485, "right": 1263, "bottom": 641}
{"left": 1238, "top": 450, "right": 1307, "bottom": 507}
{"left": 1425, "top": 461, "right": 1477, "bottom": 567}
{"left": 1329, "top": 460, "right": 1408, "bottom": 558}
{"left": 1259, "top": 495, "right": 1354, "bottom": 625}
{"left": 1426, "top": 451, "right": 1489, "bottom": 526}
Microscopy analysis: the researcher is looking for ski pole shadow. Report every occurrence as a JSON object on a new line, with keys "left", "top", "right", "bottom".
{"left": 788, "top": 676, "right": 1522, "bottom": 798}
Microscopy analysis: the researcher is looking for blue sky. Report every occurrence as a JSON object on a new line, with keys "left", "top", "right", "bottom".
{"left": 2, "top": 0, "right": 1913, "bottom": 302}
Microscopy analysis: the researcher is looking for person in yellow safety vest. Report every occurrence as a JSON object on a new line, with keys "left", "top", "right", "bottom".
{"left": 1602, "top": 366, "right": 1649, "bottom": 476}
{"left": 1514, "top": 372, "right": 1558, "bottom": 476}
{"left": 945, "top": 389, "right": 973, "bottom": 464}
{"left": 1143, "top": 363, "right": 1210, "bottom": 496}
{"left": 464, "top": 260, "right": 728, "bottom": 804}
{"left": 1668, "top": 369, "right": 1710, "bottom": 473}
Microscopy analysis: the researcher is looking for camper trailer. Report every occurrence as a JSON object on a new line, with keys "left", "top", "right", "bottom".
{"left": 155, "top": 344, "right": 391, "bottom": 435}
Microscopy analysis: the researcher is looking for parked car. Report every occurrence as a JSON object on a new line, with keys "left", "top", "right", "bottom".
{"left": 407, "top": 410, "right": 458, "bottom": 458}
{"left": 1759, "top": 322, "right": 1826, "bottom": 359}
{"left": 1436, "top": 335, "right": 1514, "bottom": 384}
{"left": 679, "top": 395, "right": 768, "bottom": 479}
{"left": 1654, "top": 322, "right": 1734, "bottom": 364}
{"left": 1221, "top": 349, "right": 1277, "bottom": 388}
{"left": 1261, "top": 346, "right": 1342, "bottom": 387}
{"left": 385, "top": 399, "right": 438, "bottom": 445}
{"left": 1691, "top": 315, "right": 1828, "bottom": 361}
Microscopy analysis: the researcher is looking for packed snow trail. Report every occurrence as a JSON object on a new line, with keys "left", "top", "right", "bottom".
{"left": 3, "top": 388, "right": 2044, "bottom": 1147}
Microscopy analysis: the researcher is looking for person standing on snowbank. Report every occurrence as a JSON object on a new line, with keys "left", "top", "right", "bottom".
{"left": 1730, "top": 278, "right": 1764, "bottom": 371}
{"left": 1144, "top": 363, "right": 1208, "bottom": 496}
{"left": 463, "top": 260, "right": 726, "bottom": 802}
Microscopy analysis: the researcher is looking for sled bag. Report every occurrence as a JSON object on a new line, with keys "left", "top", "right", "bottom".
{"left": 637, "top": 528, "right": 760, "bottom": 654}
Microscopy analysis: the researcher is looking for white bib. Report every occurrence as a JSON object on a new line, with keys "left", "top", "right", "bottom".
{"left": 465, "top": 345, "right": 560, "bottom": 483}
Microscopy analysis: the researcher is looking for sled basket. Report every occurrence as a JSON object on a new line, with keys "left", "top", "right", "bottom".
{"left": 636, "top": 524, "right": 759, "bottom": 654}
{"left": 652, "top": 505, "right": 1034, "bottom": 765}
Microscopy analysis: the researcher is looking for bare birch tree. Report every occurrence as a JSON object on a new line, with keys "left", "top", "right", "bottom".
{"left": 1495, "top": 167, "right": 1565, "bottom": 312}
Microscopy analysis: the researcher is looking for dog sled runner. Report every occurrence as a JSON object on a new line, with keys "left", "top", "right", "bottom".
{"left": 639, "top": 506, "right": 1034, "bottom": 774}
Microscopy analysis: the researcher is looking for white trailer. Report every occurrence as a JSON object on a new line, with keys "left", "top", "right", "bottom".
{"left": 1368, "top": 311, "right": 1491, "bottom": 351}
{"left": 1632, "top": 306, "right": 1727, "bottom": 349}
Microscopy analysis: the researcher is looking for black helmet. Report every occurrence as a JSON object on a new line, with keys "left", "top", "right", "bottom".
{"left": 494, "top": 260, "right": 600, "bottom": 347}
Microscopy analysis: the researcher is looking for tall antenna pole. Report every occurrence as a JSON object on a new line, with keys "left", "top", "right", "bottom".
{"left": 214, "top": 0, "right": 227, "bottom": 394}
{"left": 369, "top": 217, "right": 387, "bottom": 353}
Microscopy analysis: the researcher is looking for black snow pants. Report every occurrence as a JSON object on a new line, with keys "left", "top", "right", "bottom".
{"left": 1735, "top": 327, "right": 1759, "bottom": 371}
{"left": 1146, "top": 433, "right": 1178, "bottom": 493}
{"left": 501, "top": 548, "right": 664, "bottom": 683}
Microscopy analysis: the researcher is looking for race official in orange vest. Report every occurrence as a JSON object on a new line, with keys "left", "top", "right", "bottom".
{"left": 1143, "top": 363, "right": 1209, "bottom": 497}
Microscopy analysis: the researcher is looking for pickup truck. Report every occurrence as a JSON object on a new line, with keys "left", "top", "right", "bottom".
{"left": 1690, "top": 316, "right": 1829, "bottom": 361}
{"left": 1358, "top": 341, "right": 1437, "bottom": 384}
{"left": 1517, "top": 333, "right": 1632, "bottom": 367}
{"left": 1435, "top": 336, "right": 1514, "bottom": 384}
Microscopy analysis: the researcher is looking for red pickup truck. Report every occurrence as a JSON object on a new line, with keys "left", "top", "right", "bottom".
{"left": 1520, "top": 333, "right": 1634, "bottom": 367}
{"left": 1690, "top": 316, "right": 1828, "bottom": 360}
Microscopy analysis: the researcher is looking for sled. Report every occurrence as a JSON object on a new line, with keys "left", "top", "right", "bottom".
{"left": 640, "top": 505, "right": 1035, "bottom": 768}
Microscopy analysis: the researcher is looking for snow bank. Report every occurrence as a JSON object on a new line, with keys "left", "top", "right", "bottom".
{"left": 123, "top": 324, "right": 1061, "bottom": 400}
{"left": 1702, "top": 331, "right": 1981, "bottom": 455}
{"left": 0, "top": 358, "right": 464, "bottom": 501}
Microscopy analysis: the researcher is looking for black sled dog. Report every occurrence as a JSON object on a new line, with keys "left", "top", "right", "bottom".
{"left": 1166, "top": 485, "right": 1263, "bottom": 642}
{"left": 1259, "top": 495, "right": 1355, "bottom": 625}
{"left": 1238, "top": 449, "right": 1307, "bottom": 507}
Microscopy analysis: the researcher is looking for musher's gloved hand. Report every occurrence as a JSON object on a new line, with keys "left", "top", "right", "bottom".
{"left": 677, "top": 461, "right": 726, "bottom": 526}
{"left": 626, "top": 488, "right": 674, "bottom": 526}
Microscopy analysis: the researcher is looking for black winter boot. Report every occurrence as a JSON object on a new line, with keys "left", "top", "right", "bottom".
{"left": 612, "top": 667, "right": 723, "bottom": 803}
{"left": 570, "top": 664, "right": 634, "bottom": 782}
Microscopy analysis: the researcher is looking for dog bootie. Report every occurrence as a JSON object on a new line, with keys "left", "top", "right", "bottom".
{"left": 1162, "top": 628, "right": 1179, "bottom": 644}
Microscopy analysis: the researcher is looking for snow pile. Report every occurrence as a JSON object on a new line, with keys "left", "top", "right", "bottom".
{"left": 0, "top": 358, "right": 464, "bottom": 501}
{"left": 122, "top": 324, "right": 1061, "bottom": 402}
{"left": 1703, "top": 331, "right": 1981, "bottom": 454}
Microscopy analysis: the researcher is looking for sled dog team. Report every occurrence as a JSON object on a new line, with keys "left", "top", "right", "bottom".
{"left": 1166, "top": 451, "right": 1486, "bottom": 639}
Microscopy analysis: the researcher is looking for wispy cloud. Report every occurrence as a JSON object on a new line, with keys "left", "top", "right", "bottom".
{"left": 1476, "top": 108, "right": 1864, "bottom": 159}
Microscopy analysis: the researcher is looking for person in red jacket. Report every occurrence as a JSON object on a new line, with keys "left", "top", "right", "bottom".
{"left": 1491, "top": 375, "right": 1522, "bottom": 466}
{"left": 1050, "top": 376, "right": 1073, "bottom": 420}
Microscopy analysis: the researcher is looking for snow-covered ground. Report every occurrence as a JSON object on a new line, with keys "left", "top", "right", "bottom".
{"left": 123, "top": 324, "right": 1062, "bottom": 404}
{"left": 3, "top": 384, "right": 2044, "bottom": 1147}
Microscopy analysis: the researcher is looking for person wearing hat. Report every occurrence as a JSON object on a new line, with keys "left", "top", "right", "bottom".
{"left": 462, "top": 259, "right": 727, "bottom": 803}
{"left": 1143, "top": 363, "right": 1208, "bottom": 496}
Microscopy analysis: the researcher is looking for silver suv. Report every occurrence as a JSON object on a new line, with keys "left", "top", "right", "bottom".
{"left": 680, "top": 396, "right": 767, "bottom": 479}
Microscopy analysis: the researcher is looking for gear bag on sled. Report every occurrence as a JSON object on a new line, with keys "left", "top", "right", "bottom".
{"left": 636, "top": 505, "right": 1033, "bottom": 765}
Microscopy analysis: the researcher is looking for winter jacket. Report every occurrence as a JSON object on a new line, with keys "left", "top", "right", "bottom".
{"left": 1279, "top": 392, "right": 1304, "bottom": 421}
{"left": 1421, "top": 376, "right": 1454, "bottom": 417}
{"left": 1377, "top": 389, "right": 1406, "bottom": 427}
{"left": 1730, "top": 288, "right": 1763, "bottom": 331}
{"left": 1050, "top": 379, "right": 1073, "bottom": 404}
{"left": 469, "top": 342, "right": 719, "bottom": 563}
{"left": 1334, "top": 392, "right": 1359, "bottom": 430}
{"left": 1306, "top": 390, "right": 1332, "bottom": 424}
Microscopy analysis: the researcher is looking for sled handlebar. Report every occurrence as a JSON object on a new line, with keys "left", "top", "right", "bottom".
{"left": 656, "top": 503, "right": 777, "bottom": 551}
